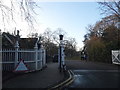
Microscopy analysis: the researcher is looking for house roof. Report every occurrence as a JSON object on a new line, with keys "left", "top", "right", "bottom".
{"left": 2, "top": 32, "right": 38, "bottom": 49}
{"left": 19, "top": 38, "right": 38, "bottom": 49}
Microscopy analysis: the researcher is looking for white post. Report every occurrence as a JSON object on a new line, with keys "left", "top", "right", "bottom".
{"left": 58, "top": 48, "right": 60, "bottom": 67}
{"left": 0, "top": 29, "right": 2, "bottom": 65}
{"left": 14, "top": 30, "right": 20, "bottom": 68}
{"left": 0, "top": 30, "right": 2, "bottom": 90}
{"left": 14, "top": 41, "right": 19, "bottom": 67}
{"left": 40, "top": 46, "right": 43, "bottom": 69}
{"left": 61, "top": 41, "right": 65, "bottom": 66}
{"left": 61, "top": 40, "right": 65, "bottom": 68}
{"left": 44, "top": 49, "right": 47, "bottom": 66}
{"left": 34, "top": 43, "right": 38, "bottom": 70}
{"left": 43, "top": 49, "right": 46, "bottom": 67}
{"left": 37, "top": 36, "right": 43, "bottom": 70}
{"left": 40, "top": 48, "right": 43, "bottom": 69}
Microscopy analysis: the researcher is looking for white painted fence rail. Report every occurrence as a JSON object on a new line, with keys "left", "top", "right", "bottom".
{"left": 0, "top": 48, "right": 46, "bottom": 71}
{"left": 112, "top": 50, "right": 120, "bottom": 65}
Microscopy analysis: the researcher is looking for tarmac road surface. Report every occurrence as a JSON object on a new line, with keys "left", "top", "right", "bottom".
{"left": 68, "top": 70, "right": 120, "bottom": 88}
{"left": 65, "top": 60, "right": 120, "bottom": 88}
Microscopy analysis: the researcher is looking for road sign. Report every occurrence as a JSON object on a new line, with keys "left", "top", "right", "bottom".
{"left": 13, "top": 60, "right": 28, "bottom": 72}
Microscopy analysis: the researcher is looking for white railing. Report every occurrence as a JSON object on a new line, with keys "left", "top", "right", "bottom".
{"left": 1, "top": 49, "right": 15, "bottom": 71}
{"left": 112, "top": 50, "right": 120, "bottom": 65}
{"left": 0, "top": 48, "right": 46, "bottom": 71}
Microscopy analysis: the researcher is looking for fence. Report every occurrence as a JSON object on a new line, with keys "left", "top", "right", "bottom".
{"left": 112, "top": 50, "right": 120, "bottom": 65}
{"left": 0, "top": 47, "right": 46, "bottom": 71}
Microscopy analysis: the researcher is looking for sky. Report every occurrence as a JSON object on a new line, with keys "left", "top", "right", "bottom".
{"left": 33, "top": 2, "right": 104, "bottom": 50}
{"left": 0, "top": 1, "right": 105, "bottom": 50}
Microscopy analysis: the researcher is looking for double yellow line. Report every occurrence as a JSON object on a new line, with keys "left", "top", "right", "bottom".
{"left": 49, "top": 70, "right": 74, "bottom": 89}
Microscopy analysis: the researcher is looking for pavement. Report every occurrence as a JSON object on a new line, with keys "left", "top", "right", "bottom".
{"left": 2, "top": 62, "right": 70, "bottom": 89}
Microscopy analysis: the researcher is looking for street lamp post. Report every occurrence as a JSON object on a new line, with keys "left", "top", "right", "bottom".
{"left": 59, "top": 35, "right": 65, "bottom": 72}
{"left": 59, "top": 35, "right": 62, "bottom": 72}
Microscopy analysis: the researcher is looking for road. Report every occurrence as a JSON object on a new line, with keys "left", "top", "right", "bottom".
{"left": 65, "top": 60, "right": 120, "bottom": 88}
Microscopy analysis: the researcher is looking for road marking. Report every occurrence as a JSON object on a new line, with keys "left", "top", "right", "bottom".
{"left": 49, "top": 70, "right": 74, "bottom": 89}
{"left": 73, "top": 70, "right": 120, "bottom": 72}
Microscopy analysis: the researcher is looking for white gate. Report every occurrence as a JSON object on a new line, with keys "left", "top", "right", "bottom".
{"left": 0, "top": 48, "right": 46, "bottom": 71}
{"left": 112, "top": 50, "right": 120, "bottom": 65}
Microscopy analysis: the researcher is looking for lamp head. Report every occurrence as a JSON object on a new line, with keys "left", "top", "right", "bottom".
{"left": 59, "top": 35, "right": 63, "bottom": 40}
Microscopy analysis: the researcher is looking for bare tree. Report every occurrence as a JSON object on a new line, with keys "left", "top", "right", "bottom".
{"left": 98, "top": 0, "right": 120, "bottom": 19}
{"left": 67, "top": 37, "right": 77, "bottom": 50}
{"left": 42, "top": 28, "right": 54, "bottom": 43}
{"left": 52, "top": 28, "right": 67, "bottom": 44}
{"left": 0, "top": 0, "right": 40, "bottom": 31}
